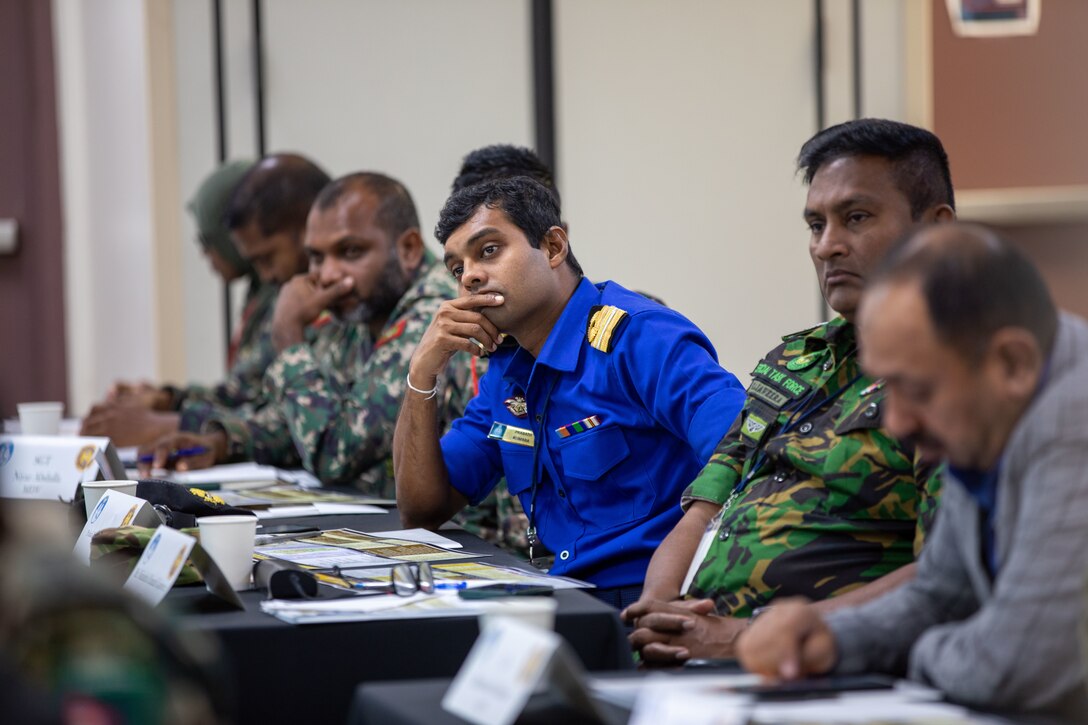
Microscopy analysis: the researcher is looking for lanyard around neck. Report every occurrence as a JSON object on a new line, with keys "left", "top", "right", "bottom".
{"left": 526, "top": 373, "right": 559, "bottom": 566}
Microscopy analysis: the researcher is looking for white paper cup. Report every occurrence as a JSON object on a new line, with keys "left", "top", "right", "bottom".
{"left": 197, "top": 515, "right": 258, "bottom": 590}
{"left": 478, "top": 596, "right": 558, "bottom": 632}
{"left": 82, "top": 481, "right": 139, "bottom": 519}
{"left": 17, "top": 402, "right": 64, "bottom": 436}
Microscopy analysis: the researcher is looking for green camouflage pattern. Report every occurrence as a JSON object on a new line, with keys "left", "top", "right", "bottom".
{"left": 175, "top": 281, "right": 279, "bottom": 426}
{"left": 202, "top": 252, "right": 469, "bottom": 497}
{"left": 683, "top": 317, "right": 940, "bottom": 616}
{"left": 90, "top": 526, "right": 203, "bottom": 585}
{"left": 4, "top": 546, "right": 223, "bottom": 722}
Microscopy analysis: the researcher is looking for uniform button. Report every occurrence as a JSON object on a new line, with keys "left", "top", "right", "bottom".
{"left": 822, "top": 360, "right": 833, "bottom": 371}
{"left": 798, "top": 422, "right": 813, "bottom": 434}
{"left": 535, "top": 414, "right": 542, "bottom": 422}
{"left": 864, "top": 402, "right": 879, "bottom": 419}
{"left": 557, "top": 489, "right": 566, "bottom": 499}
{"left": 718, "top": 529, "right": 731, "bottom": 541}
{"left": 774, "top": 472, "right": 787, "bottom": 482}
{"left": 559, "top": 550, "right": 570, "bottom": 561}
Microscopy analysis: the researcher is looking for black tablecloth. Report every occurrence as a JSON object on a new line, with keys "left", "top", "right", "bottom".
{"left": 169, "top": 510, "right": 632, "bottom": 725}
{"left": 348, "top": 672, "right": 1043, "bottom": 725}
{"left": 350, "top": 678, "right": 605, "bottom": 725}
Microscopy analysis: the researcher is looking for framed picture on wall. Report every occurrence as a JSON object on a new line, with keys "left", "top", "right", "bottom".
{"left": 945, "top": 0, "right": 1041, "bottom": 37}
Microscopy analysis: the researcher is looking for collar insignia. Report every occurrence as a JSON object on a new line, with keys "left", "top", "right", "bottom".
{"left": 504, "top": 395, "right": 528, "bottom": 418}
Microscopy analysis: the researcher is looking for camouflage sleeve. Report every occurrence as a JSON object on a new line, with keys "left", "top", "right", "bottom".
{"left": 680, "top": 408, "right": 750, "bottom": 509}
{"left": 177, "top": 397, "right": 257, "bottom": 433}
{"left": 174, "top": 290, "right": 278, "bottom": 411}
{"left": 175, "top": 357, "right": 268, "bottom": 411}
{"left": 912, "top": 456, "right": 944, "bottom": 555}
{"left": 266, "top": 299, "right": 442, "bottom": 489}
{"left": 201, "top": 398, "right": 302, "bottom": 468}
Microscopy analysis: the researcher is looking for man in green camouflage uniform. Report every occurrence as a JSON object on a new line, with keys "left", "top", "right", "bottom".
{"left": 624, "top": 118, "right": 957, "bottom": 664}
{"left": 141, "top": 173, "right": 466, "bottom": 498}
{"left": 83, "top": 155, "right": 330, "bottom": 443}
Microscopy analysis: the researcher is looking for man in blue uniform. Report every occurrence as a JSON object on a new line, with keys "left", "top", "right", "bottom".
{"left": 394, "top": 177, "right": 746, "bottom": 607}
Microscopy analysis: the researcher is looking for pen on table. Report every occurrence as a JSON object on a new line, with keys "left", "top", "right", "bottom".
{"left": 137, "top": 445, "right": 210, "bottom": 465}
{"left": 348, "top": 580, "right": 468, "bottom": 591}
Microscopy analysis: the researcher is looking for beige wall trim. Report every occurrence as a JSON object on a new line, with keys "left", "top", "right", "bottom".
{"left": 144, "top": 0, "right": 185, "bottom": 383}
{"left": 904, "top": 0, "right": 933, "bottom": 129}
{"left": 955, "top": 186, "right": 1088, "bottom": 225}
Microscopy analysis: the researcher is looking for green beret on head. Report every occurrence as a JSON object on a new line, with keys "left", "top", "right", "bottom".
{"left": 187, "top": 159, "right": 254, "bottom": 275}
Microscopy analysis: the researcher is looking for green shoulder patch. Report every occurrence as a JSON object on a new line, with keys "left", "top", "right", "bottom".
{"left": 786, "top": 350, "right": 826, "bottom": 371}
{"left": 587, "top": 305, "right": 629, "bottom": 353}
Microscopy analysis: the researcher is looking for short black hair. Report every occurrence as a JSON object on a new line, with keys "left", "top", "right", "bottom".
{"left": 452, "top": 144, "right": 560, "bottom": 207}
{"left": 798, "top": 118, "right": 955, "bottom": 218}
{"left": 436, "top": 176, "right": 583, "bottom": 277}
{"left": 313, "top": 172, "right": 420, "bottom": 242}
{"left": 226, "top": 153, "right": 331, "bottom": 236}
{"left": 871, "top": 223, "right": 1057, "bottom": 360}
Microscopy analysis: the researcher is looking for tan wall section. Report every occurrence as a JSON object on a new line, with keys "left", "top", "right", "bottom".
{"left": 997, "top": 222, "right": 1088, "bottom": 322}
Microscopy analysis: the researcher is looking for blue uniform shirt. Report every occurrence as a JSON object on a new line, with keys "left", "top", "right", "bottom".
{"left": 440, "top": 278, "right": 746, "bottom": 587}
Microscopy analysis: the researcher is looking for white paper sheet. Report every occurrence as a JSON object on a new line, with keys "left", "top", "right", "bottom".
{"left": 369, "top": 528, "right": 463, "bottom": 549}
{"left": 253, "top": 503, "right": 387, "bottom": 519}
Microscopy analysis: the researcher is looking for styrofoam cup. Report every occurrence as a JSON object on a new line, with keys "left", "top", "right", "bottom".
{"left": 478, "top": 596, "right": 558, "bottom": 632}
{"left": 17, "top": 402, "right": 64, "bottom": 436}
{"left": 197, "top": 515, "right": 258, "bottom": 590}
{"left": 82, "top": 481, "right": 139, "bottom": 519}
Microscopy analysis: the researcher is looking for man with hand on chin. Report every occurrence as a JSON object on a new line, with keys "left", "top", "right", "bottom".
{"left": 394, "top": 176, "right": 746, "bottom": 607}
{"left": 141, "top": 172, "right": 465, "bottom": 496}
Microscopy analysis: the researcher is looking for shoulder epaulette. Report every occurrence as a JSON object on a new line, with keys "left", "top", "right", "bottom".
{"left": 780, "top": 322, "right": 824, "bottom": 342}
{"left": 587, "top": 305, "right": 630, "bottom": 353}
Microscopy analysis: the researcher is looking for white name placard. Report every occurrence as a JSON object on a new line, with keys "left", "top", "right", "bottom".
{"left": 443, "top": 618, "right": 561, "bottom": 725}
{"left": 442, "top": 617, "right": 614, "bottom": 725}
{"left": 0, "top": 435, "right": 126, "bottom": 501}
{"left": 124, "top": 525, "right": 197, "bottom": 606}
{"left": 74, "top": 489, "right": 159, "bottom": 563}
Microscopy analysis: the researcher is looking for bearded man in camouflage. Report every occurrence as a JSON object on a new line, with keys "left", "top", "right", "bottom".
{"left": 141, "top": 172, "right": 464, "bottom": 497}
{"left": 623, "top": 118, "right": 957, "bottom": 663}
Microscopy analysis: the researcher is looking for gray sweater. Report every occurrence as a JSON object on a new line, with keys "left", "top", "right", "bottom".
{"left": 828, "top": 312, "right": 1088, "bottom": 721}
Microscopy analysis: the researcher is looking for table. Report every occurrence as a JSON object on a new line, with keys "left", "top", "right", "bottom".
{"left": 170, "top": 509, "right": 632, "bottom": 725}
{"left": 350, "top": 677, "right": 623, "bottom": 725}
{"left": 348, "top": 673, "right": 1040, "bottom": 725}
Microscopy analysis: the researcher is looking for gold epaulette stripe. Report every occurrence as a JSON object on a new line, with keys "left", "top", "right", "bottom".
{"left": 587, "top": 305, "right": 628, "bottom": 352}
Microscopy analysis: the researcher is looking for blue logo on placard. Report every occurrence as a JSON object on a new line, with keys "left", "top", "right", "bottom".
{"left": 0, "top": 441, "right": 13, "bottom": 467}
{"left": 145, "top": 530, "right": 160, "bottom": 558}
{"left": 89, "top": 495, "right": 109, "bottom": 524}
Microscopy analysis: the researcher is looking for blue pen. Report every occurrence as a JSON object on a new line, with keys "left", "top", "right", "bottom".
{"left": 434, "top": 582, "right": 469, "bottom": 590}
{"left": 350, "top": 580, "right": 468, "bottom": 591}
{"left": 137, "top": 445, "right": 210, "bottom": 465}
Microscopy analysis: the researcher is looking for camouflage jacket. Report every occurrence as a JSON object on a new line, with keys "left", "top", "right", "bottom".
{"left": 174, "top": 281, "right": 279, "bottom": 422}
{"left": 683, "top": 317, "right": 940, "bottom": 616}
{"left": 203, "top": 254, "right": 467, "bottom": 497}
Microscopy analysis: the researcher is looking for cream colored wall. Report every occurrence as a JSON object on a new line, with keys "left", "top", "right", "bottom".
{"left": 56, "top": 1, "right": 914, "bottom": 398}
{"left": 54, "top": 0, "right": 162, "bottom": 415}
{"left": 171, "top": 0, "right": 533, "bottom": 384}
{"left": 554, "top": 1, "right": 817, "bottom": 382}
